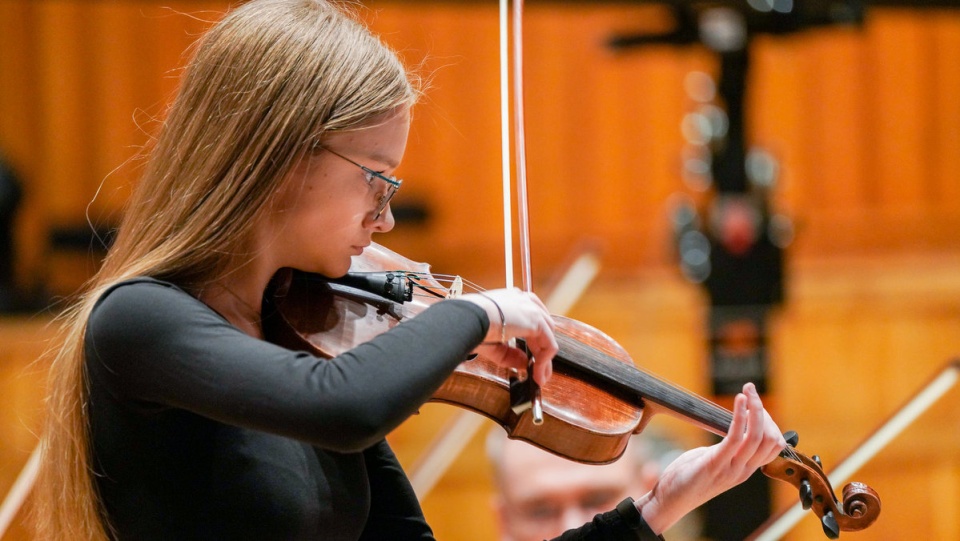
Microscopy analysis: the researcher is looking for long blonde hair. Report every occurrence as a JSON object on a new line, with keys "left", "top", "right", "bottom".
{"left": 34, "top": 1, "right": 418, "bottom": 538}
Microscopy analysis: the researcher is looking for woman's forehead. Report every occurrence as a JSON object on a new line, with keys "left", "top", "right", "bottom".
{"left": 322, "top": 108, "right": 411, "bottom": 166}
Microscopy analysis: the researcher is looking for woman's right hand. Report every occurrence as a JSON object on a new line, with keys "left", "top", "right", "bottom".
{"left": 460, "top": 288, "right": 557, "bottom": 386}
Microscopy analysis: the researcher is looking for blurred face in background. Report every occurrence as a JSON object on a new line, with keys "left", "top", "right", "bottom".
{"left": 493, "top": 439, "right": 657, "bottom": 541}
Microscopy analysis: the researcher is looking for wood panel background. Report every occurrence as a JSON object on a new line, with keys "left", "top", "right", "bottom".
{"left": 1, "top": 1, "right": 959, "bottom": 540}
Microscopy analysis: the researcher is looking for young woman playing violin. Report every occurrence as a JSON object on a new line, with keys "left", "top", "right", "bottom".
{"left": 35, "top": 1, "right": 785, "bottom": 539}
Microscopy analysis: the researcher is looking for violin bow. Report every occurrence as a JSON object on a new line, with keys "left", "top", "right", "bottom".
{"left": 500, "top": 0, "right": 546, "bottom": 426}
{"left": 410, "top": 0, "right": 606, "bottom": 498}
{"left": 504, "top": 0, "right": 533, "bottom": 295}
{"left": 0, "top": 443, "right": 40, "bottom": 538}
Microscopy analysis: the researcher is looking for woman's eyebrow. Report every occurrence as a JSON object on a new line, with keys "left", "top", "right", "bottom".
{"left": 367, "top": 151, "right": 400, "bottom": 170}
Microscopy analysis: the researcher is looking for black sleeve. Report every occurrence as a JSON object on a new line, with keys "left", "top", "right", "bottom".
{"left": 359, "top": 440, "right": 436, "bottom": 541}
{"left": 552, "top": 498, "right": 665, "bottom": 541}
{"left": 85, "top": 279, "right": 488, "bottom": 453}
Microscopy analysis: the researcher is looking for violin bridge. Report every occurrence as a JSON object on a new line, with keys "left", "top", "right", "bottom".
{"left": 446, "top": 276, "right": 463, "bottom": 298}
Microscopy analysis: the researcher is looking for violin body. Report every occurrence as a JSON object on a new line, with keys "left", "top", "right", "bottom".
{"left": 264, "top": 242, "right": 880, "bottom": 537}
{"left": 265, "top": 245, "right": 645, "bottom": 464}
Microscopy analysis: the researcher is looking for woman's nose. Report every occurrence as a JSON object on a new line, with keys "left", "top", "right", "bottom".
{"left": 370, "top": 204, "right": 395, "bottom": 232}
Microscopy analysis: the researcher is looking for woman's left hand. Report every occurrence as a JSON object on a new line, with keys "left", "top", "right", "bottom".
{"left": 632, "top": 382, "right": 786, "bottom": 535}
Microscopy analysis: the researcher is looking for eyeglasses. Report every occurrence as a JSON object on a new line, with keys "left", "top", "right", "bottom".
{"left": 322, "top": 147, "right": 402, "bottom": 220}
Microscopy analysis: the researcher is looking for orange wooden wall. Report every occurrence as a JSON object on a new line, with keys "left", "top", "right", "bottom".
{"left": 2, "top": 2, "right": 959, "bottom": 292}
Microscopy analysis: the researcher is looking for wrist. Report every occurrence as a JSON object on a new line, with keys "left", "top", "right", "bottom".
{"left": 633, "top": 492, "right": 669, "bottom": 536}
{"left": 462, "top": 293, "right": 506, "bottom": 343}
{"left": 477, "top": 293, "right": 507, "bottom": 343}
{"left": 616, "top": 497, "right": 665, "bottom": 541}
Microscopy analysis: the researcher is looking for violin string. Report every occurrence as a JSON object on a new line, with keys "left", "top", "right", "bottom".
{"left": 386, "top": 273, "right": 816, "bottom": 465}
{"left": 401, "top": 273, "right": 487, "bottom": 299}
{"left": 784, "top": 446, "right": 800, "bottom": 461}
{"left": 423, "top": 273, "right": 486, "bottom": 292}
{"left": 409, "top": 281, "right": 447, "bottom": 299}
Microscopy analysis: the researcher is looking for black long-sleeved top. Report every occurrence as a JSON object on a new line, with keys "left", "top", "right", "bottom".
{"left": 85, "top": 278, "right": 662, "bottom": 540}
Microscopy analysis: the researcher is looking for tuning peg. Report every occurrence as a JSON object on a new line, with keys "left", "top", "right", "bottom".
{"left": 799, "top": 479, "right": 813, "bottom": 510}
{"left": 812, "top": 455, "right": 822, "bottom": 467}
{"left": 784, "top": 430, "right": 799, "bottom": 447}
{"left": 821, "top": 510, "right": 840, "bottom": 539}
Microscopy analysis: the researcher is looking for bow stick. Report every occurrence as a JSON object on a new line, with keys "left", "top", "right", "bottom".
{"left": 0, "top": 443, "right": 40, "bottom": 538}
{"left": 499, "top": 0, "right": 545, "bottom": 426}
{"left": 409, "top": 0, "right": 569, "bottom": 498}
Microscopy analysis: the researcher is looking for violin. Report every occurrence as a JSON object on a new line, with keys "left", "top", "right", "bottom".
{"left": 264, "top": 242, "right": 880, "bottom": 539}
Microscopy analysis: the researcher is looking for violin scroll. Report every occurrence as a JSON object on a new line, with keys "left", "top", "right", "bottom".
{"left": 841, "top": 482, "right": 881, "bottom": 522}
{"left": 761, "top": 439, "right": 880, "bottom": 538}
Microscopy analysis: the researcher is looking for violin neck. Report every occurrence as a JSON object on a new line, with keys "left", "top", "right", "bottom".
{"left": 554, "top": 333, "right": 734, "bottom": 436}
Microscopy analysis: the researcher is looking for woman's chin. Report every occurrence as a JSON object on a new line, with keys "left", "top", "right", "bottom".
{"left": 292, "top": 257, "right": 351, "bottom": 279}
{"left": 329, "top": 257, "right": 354, "bottom": 278}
